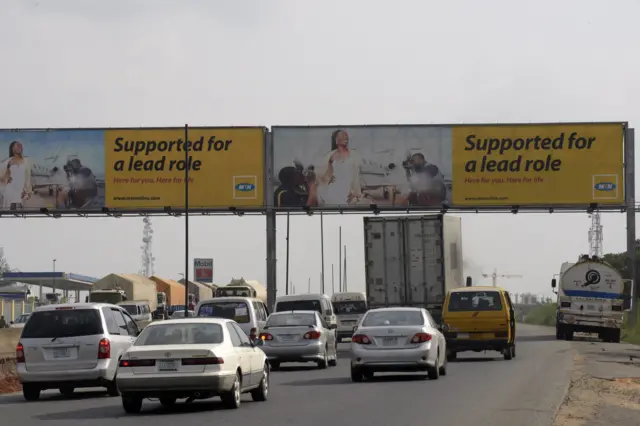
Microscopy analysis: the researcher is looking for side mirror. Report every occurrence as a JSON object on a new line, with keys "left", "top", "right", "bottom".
{"left": 551, "top": 278, "right": 557, "bottom": 289}
{"left": 253, "top": 338, "right": 264, "bottom": 347}
{"left": 329, "top": 324, "right": 338, "bottom": 330}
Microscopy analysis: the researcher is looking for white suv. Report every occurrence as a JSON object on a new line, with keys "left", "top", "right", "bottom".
{"left": 16, "top": 303, "right": 140, "bottom": 401}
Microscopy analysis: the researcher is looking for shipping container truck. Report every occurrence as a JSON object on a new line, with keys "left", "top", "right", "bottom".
{"left": 363, "top": 214, "right": 463, "bottom": 323}
{"left": 150, "top": 276, "right": 186, "bottom": 319}
{"left": 89, "top": 273, "right": 158, "bottom": 312}
{"left": 215, "top": 278, "right": 267, "bottom": 304}
{"left": 552, "top": 255, "right": 630, "bottom": 343}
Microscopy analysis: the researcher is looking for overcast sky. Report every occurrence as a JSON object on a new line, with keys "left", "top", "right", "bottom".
{"left": 0, "top": 0, "right": 637, "bottom": 298}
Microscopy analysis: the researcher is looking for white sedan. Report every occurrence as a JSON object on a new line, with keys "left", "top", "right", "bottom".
{"left": 116, "top": 317, "right": 269, "bottom": 413}
{"left": 350, "top": 307, "right": 447, "bottom": 381}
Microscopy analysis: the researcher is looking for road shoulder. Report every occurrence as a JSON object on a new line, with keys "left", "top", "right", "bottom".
{"left": 555, "top": 339, "right": 640, "bottom": 426}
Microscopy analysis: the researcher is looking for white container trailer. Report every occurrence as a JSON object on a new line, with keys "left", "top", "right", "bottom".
{"left": 363, "top": 215, "right": 463, "bottom": 320}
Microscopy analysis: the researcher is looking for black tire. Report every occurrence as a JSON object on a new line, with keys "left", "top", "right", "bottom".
{"left": 250, "top": 364, "right": 269, "bottom": 402}
{"left": 159, "top": 397, "right": 176, "bottom": 407}
{"left": 220, "top": 372, "right": 241, "bottom": 409}
{"left": 59, "top": 386, "right": 75, "bottom": 397}
{"left": 350, "top": 366, "right": 364, "bottom": 382}
{"left": 106, "top": 378, "right": 120, "bottom": 396}
{"left": 556, "top": 326, "right": 563, "bottom": 340}
{"left": 439, "top": 355, "right": 448, "bottom": 376}
{"left": 503, "top": 346, "right": 513, "bottom": 360}
{"left": 564, "top": 330, "right": 574, "bottom": 341}
{"left": 270, "top": 361, "right": 280, "bottom": 371}
{"left": 22, "top": 384, "right": 41, "bottom": 401}
{"left": 511, "top": 345, "right": 516, "bottom": 358}
{"left": 328, "top": 352, "right": 338, "bottom": 367}
{"left": 317, "top": 349, "right": 328, "bottom": 369}
{"left": 446, "top": 350, "right": 457, "bottom": 362}
{"left": 427, "top": 357, "right": 440, "bottom": 380}
{"left": 610, "top": 329, "right": 621, "bottom": 344}
{"left": 363, "top": 370, "right": 374, "bottom": 379}
{"left": 122, "top": 396, "right": 143, "bottom": 414}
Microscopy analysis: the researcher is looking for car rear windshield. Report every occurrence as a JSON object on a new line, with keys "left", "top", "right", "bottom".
{"left": 120, "top": 305, "right": 138, "bottom": 315}
{"left": 198, "top": 301, "right": 250, "bottom": 323}
{"left": 361, "top": 310, "right": 424, "bottom": 327}
{"left": 448, "top": 291, "right": 503, "bottom": 312}
{"left": 333, "top": 301, "right": 367, "bottom": 315}
{"left": 135, "top": 323, "right": 223, "bottom": 346}
{"left": 266, "top": 313, "right": 316, "bottom": 327}
{"left": 21, "top": 309, "right": 103, "bottom": 339}
{"left": 276, "top": 300, "right": 322, "bottom": 314}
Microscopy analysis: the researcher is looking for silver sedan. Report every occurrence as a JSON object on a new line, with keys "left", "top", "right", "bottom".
{"left": 259, "top": 310, "right": 338, "bottom": 370}
{"left": 349, "top": 307, "right": 447, "bottom": 381}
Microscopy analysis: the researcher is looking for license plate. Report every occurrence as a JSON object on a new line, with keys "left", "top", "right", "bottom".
{"left": 53, "top": 348, "right": 69, "bottom": 358}
{"left": 158, "top": 360, "right": 177, "bottom": 371}
{"left": 279, "top": 335, "right": 294, "bottom": 342}
{"left": 457, "top": 333, "right": 470, "bottom": 339}
{"left": 382, "top": 337, "right": 397, "bottom": 346}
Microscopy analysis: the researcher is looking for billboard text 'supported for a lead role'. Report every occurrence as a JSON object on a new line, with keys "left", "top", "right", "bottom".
{"left": 270, "top": 123, "right": 624, "bottom": 209}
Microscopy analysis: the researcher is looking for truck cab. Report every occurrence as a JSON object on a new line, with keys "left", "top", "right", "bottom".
{"left": 552, "top": 255, "right": 625, "bottom": 343}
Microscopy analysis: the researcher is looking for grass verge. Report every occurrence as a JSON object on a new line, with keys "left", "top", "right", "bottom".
{"left": 522, "top": 303, "right": 556, "bottom": 326}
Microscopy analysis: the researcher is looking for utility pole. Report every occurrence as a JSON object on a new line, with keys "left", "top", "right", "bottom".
{"left": 320, "top": 213, "right": 325, "bottom": 293}
{"left": 331, "top": 264, "right": 335, "bottom": 295}
{"left": 307, "top": 277, "right": 311, "bottom": 293}
{"left": 338, "top": 226, "right": 342, "bottom": 292}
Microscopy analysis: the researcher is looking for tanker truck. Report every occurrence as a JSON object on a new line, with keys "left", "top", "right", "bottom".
{"left": 552, "top": 255, "right": 626, "bottom": 343}
{"left": 215, "top": 278, "right": 267, "bottom": 304}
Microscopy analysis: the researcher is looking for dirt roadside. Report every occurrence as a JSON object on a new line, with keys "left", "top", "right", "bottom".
{"left": 555, "top": 338, "right": 640, "bottom": 426}
{"left": 0, "top": 357, "right": 19, "bottom": 394}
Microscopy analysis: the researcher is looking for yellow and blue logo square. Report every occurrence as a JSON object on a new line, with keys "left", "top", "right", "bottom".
{"left": 233, "top": 175, "right": 258, "bottom": 200}
{"left": 592, "top": 174, "right": 619, "bottom": 200}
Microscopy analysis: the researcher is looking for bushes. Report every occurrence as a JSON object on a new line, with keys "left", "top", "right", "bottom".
{"left": 522, "top": 304, "right": 556, "bottom": 326}
{"left": 622, "top": 309, "right": 640, "bottom": 344}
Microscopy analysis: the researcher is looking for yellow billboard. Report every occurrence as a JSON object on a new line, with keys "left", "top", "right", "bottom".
{"left": 452, "top": 123, "right": 625, "bottom": 206}
{"left": 105, "top": 127, "right": 264, "bottom": 209}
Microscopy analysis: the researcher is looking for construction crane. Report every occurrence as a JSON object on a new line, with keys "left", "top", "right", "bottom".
{"left": 481, "top": 268, "right": 523, "bottom": 287}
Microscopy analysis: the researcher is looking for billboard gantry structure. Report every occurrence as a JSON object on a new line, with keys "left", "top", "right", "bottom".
{"left": 0, "top": 122, "right": 627, "bottom": 215}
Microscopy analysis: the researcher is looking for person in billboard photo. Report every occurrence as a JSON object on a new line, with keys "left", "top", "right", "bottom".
{"left": 0, "top": 140, "right": 33, "bottom": 210}
{"left": 314, "top": 129, "right": 363, "bottom": 206}
{"left": 401, "top": 152, "right": 448, "bottom": 207}
{"left": 55, "top": 157, "right": 99, "bottom": 209}
{"left": 274, "top": 165, "right": 317, "bottom": 207}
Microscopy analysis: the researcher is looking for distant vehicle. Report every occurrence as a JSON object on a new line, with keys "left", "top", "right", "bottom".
{"left": 215, "top": 278, "right": 267, "bottom": 304}
{"left": 196, "top": 297, "right": 269, "bottom": 337}
{"left": 170, "top": 310, "right": 196, "bottom": 319}
{"left": 9, "top": 313, "right": 30, "bottom": 328}
{"left": 552, "top": 255, "right": 627, "bottom": 343}
{"left": 350, "top": 307, "right": 447, "bottom": 382}
{"left": 274, "top": 293, "right": 337, "bottom": 334}
{"left": 117, "top": 301, "right": 152, "bottom": 323}
{"left": 16, "top": 303, "right": 140, "bottom": 401}
{"left": 89, "top": 274, "right": 158, "bottom": 313}
{"left": 331, "top": 292, "right": 368, "bottom": 342}
{"left": 116, "top": 318, "right": 269, "bottom": 413}
{"left": 259, "top": 310, "right": 338, "bottom": 370}
{"left": 151, "top": 277, "right": 185, "bottom": 320}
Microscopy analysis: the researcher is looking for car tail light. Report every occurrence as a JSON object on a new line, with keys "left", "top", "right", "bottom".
{"left": 119, "top": 359, "right": 156, "bottom": 367}
{"left": 303, "top": 330, "right": 321, "bottom": 340}
{"left": 560, "top": 301, "right": 571, "bottom": 308}
{"left": 612, "top": 305, "right": 622, "bottom": 311}
{"left": 16, "top": 343, "right": 25, "bottom": 363}
{"left": 352, "top": 334, "right": 371, "bottom": 344}
{"left": 410, "top": 333, "right": 432, "bottom": 343}
{"left": 260, "top": 333, "right": 273, "bottom": 341}
{"left": 182, "top": 357, "right": 224, "bottom": 365}
{"left": 98, "top": 338, "right": 111, "bottom": 359}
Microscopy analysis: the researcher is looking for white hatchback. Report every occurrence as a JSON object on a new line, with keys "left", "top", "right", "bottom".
{"left": 116, "top": 317, "right": 269, "bottom": 413}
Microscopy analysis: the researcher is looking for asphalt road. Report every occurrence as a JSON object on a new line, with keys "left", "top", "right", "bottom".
{"left": 0, "top": 324, "right": 573, "bottom": 426}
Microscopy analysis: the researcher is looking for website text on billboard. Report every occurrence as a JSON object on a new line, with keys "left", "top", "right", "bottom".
{"left": 270, "top": 123, "right": 625, "bottom": 210}
{"left": 0, "top": 127, "right": 265, "bottom": 213}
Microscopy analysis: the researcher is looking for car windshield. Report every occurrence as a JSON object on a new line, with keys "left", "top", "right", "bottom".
{"left": 172, "top": 310, "right": 195, "bottom": 318}
{"left": 266, "top": 313, "right": 316, "bottom": 327}
{"left": 276, "top": 300, "right": 322, "bottom": 314}
{"left": 361, "top": 310, "right": 424, "bottom": 327}
{"left": 198, "top": 301, "right": 250, "bottom": 323}
{"left": 333, "top": 301, "right": 367, "bottom": 314}
{"left": 120, "top": 305, "right": 138, "bottom": 315}
{"left": 448, "top": 291, "right": 503, "bottom": 312}
{"left": 135, "top": 323, "right": 224, "bottom": 346}
{"left": 21, "top": 309, "right": 103, "bottom": 338}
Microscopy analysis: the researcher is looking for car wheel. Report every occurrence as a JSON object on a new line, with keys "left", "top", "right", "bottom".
{"left": 446, "top": 349, "right": 457, "bottom": 362}
{"left": 122, "top": 396, "right": 143, "bottom": 414}
{"left": 221, "top": 371, "right": 241, "bottom": 409}
{"left": 106, "top": 378, "right": 120, "bottom": 396}
{"left": 59, "top": 386, "right": 75, "bottom": 397}
{"left": 439, "top": 354, "right": 448, "bottom": 376}
{"left": 22, "top": 384, "right": 41, "bottom": 401}
{"left": 511, "top": 345, "right": 516, "bottom": 358}
{"left": 328, "top": 354, "right": 338, "bottom": 367}
{"left": 270, "top": 361, "right": 280, "bottom": 371}
{"left": 317, "top": 348, "right": 328, "bottom": 369}
{"left": 251, "top": 364, "right": 269, "bottom": 402}
{"left": 159, "top": 397, "right": 176, "bottom": 407}
{"left": 427, "top": 356, "right": 440, "bottom": 380}
{"left": 350, "top": 365, "right": 364, "bottom": 382}
{"left": 503, "top": 346, "right": 513, "bottom": 360}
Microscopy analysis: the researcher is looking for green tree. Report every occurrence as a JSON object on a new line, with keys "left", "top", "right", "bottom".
{"left": 602, "top": 239, "right": 640, "bottom": 279}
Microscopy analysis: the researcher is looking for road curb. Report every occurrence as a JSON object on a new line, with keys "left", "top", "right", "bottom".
{"left": 550, "top": 347, "right": 575, "bottom": 423}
